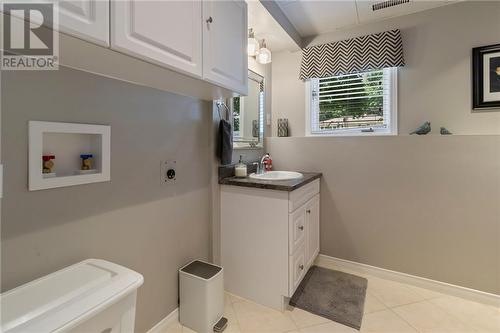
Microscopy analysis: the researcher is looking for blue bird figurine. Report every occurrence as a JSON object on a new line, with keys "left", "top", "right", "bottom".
{"left": 440, "top": 127, "right": 452, "bottom": 135}
{"left": 410, "top": 122, "right": 431, "bottom": 135}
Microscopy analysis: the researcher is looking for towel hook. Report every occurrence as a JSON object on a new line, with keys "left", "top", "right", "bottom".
{"left": 216, "top": 101, "right": 230, "bottom": 121}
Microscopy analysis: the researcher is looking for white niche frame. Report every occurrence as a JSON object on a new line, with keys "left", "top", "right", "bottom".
{"left": 29, "top": 121, "right": 111, "bottom": 191}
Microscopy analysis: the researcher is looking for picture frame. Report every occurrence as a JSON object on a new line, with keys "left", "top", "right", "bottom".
{"left": 472, "top": 44, "right": 500, "bottom": 110}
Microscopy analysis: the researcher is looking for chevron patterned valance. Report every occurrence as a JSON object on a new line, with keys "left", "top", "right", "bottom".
{"left": 299, "top": 29, "right": 405, "bottom": 80}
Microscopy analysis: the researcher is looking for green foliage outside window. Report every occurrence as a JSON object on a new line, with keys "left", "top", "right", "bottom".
{"left": 318, "top": 70, "right": 384, "bottom": 129}
{"left": 233, "top": 97, "right": 240, "bottom": 132}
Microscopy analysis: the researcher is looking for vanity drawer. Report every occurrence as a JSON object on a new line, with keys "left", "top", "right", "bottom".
{"left": 289, "top": 208, "right": 306, "bottom": 255}
{"left": 289, "top": 179, "right": 320, "bottom": 213}
{"left": 289, "top": 242, "right": 306, "bottom": 296}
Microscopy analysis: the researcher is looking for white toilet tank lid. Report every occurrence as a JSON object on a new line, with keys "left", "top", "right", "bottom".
{"left": 0, "top": 259, "right": 144, "bottom": 333}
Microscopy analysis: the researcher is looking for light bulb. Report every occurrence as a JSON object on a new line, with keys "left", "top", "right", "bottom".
{"left": 247, "top": 28, "right": 260, "bottom": 56}
{"left": 257, "top": 40, "right": 271, "bottom": 64}
{"left": 248, "top": 38, "right": 259, "bottom": 56}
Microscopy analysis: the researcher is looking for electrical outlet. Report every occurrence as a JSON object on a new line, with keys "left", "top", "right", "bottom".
{"left": 161, "top": 160, "right": 176, "bottom": 184}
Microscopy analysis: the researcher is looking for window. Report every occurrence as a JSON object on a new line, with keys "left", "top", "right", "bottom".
{"left": 233, "top": 97, "right": 241, "bottom": 137}
{"left": 306, "top": 67, "right": 397, "bottom": 136}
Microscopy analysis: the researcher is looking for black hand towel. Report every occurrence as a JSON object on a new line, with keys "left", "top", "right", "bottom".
{"left": 217, "top": 119, "right": 233, "bottom": 165}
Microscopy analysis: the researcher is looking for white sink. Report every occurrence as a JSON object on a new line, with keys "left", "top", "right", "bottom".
{"left": 249, "top": 171, "right": 303, "bottom": 181}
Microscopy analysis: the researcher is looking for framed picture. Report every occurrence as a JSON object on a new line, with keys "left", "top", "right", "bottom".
{"left": 473, "top": 44, "right": 500, "bottom": 110}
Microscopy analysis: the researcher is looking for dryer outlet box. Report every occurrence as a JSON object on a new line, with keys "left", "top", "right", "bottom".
{"left": 161, "top": 160, "right": 177, "bottom": 184}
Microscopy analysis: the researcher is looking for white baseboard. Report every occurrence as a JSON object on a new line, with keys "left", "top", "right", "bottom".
{"left": 147, "top": 308, "right": 179, "bottom": 333}
{"left": 316, "top": 254, "right": 500, "bottom": 307}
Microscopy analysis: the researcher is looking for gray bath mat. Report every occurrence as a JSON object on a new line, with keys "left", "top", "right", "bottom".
{"left": 289, "top": 266, "right": 368, "bottom": 330}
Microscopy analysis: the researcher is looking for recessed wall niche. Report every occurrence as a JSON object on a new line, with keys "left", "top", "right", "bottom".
{"left": 29, "top": 121, "right": 111, "bottom": 191}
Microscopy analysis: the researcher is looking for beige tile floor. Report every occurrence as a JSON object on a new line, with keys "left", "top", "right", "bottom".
{"left": 163, "top": 265, "right": 500, "bottom": 333}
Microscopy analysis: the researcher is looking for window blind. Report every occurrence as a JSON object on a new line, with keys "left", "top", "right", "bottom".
{"left": 310, "top": 68, "right": 394, "bottom": 134}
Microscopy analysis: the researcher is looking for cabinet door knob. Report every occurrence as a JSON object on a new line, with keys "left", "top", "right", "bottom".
{"left": 206, "top": 16, "right": 213, "bottom": 24}
{"left": 306, "top": 209, "right": 311, "bottom": 214}
{"left": 298, "top": 226, "right": 304, "bottom": 231}
{"left": 299, "top": 264, "right": 304, "bottom": 270}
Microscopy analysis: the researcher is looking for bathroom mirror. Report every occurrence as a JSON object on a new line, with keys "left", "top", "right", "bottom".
{"left": 232, "top": 70, "right": 264, "bottom": 149}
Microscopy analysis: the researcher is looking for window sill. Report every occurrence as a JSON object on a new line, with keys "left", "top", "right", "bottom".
{"left": 233, "top": 143, "right": 263, "bottom": 149}
{"left": 306, "top": 131, "right": 397, "bottom": 137}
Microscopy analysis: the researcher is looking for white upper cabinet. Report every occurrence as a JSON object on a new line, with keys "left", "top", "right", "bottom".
{"left": 202, "top": 0, "right": 248, "bottom": 95}
{"left": 111, "top": 0, "right": 203, "bottom": 78}
{"left": 57, "top": 0, "right": 109, "bottom": 46}
{"left": 19, "top": 0, "right": 247, "bottom": 96}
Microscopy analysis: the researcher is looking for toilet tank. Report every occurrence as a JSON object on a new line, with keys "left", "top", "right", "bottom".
{"left": 0, "top": 259, "right": 144, "bottom": 333}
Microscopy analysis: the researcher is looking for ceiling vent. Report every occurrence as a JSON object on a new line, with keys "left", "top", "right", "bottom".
{"left": 372, "top": 0, "right": 410, "bottom": 11}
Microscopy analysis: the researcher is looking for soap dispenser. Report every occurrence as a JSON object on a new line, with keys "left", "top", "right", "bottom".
{"left": 263, "top": 153, "right": 273, "bottom": 171}
{"left": 234, "top": 155, "right": 247, "bottom": 178}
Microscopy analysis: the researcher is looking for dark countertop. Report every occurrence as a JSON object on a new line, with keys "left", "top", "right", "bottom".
{"left": 219, "top": 172, "right": 322, "bottom": 191}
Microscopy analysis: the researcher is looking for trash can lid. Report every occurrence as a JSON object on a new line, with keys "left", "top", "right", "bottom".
{"left": 180, "top": 260, "right": 222, "bottom": 280}
{"left": 0, "top": 259, "right": 144, "bottom": 333}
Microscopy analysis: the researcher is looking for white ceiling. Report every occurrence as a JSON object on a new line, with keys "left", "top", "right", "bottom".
{"left": 275, "top": 0, "right": 460, "bottom": 37}
{"left": 247, "top": 0, "right": 300, "bottom": 52}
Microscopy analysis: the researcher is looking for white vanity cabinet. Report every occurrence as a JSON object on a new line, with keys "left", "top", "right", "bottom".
{"left": 288, "top": 193, "right": 320, "bottom": 295}
{"left": 221, "top": 178, "right": 320, "bottom": 310}
{"left": 111, "top": 0, "right": 203, "bottom": 78}
{"left": 305, "top": 195, "right": 320, "bottom": 267}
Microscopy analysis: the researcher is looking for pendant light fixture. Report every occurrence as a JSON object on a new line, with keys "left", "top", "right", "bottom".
{"left": 257, "top": 39, "right": 272, "bottom": 64}
{"left": 247, "top": 28, "right": 259, "bottom": 56}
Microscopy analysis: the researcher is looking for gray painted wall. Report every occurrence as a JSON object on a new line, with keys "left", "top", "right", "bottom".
{"left": 271, "top": 1, "right": 500, "bottom": 137}
{"left": 267, "top": 135, "right": 500, "bottom": 295}
{"left": 1, "top": 67, "right": 212, "bottom": 332}
{"left": 268, "top": 1, "right": 500, "bottom": 295}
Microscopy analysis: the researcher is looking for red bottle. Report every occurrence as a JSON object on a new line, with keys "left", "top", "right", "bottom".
{"left": 264, "top": 153, "right": 273, "bottom": 171}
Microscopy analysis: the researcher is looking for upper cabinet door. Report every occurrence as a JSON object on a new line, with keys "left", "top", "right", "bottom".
{"left": 58, "top": 0, "right": 109, "bottom": 46}
{"left": 111, "top": 0, "right": 203, "bottom": 78}
{"left": 202, "top": 0, "right": 248, "bottom": 95}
